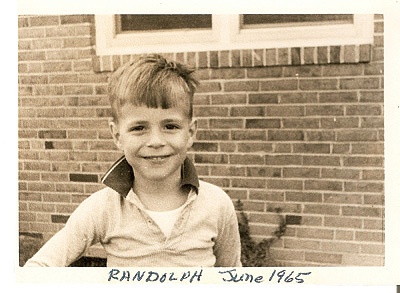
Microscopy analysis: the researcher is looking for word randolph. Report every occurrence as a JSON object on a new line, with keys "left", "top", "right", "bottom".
{"left": 107, "top": 268, "right": 312, "bottom": 284}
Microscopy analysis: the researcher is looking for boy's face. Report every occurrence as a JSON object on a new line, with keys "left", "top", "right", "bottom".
{"left": 110, "top": 104, "right": 197, "bottom": 184}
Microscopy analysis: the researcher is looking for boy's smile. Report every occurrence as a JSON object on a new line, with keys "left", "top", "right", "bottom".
{"left": 110, "top": 104, "right": 197, "bottom": 186}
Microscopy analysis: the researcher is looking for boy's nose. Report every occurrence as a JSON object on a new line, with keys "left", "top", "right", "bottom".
{"left": 146, "top": 129, "right": 166, "bottom": 148}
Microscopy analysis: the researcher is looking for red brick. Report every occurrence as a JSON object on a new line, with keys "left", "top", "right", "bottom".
{"left": 320, "top": 117, "right": 359, "bottom": 128}
{"left": 346, "top": 105, "right": 382, "bottom": 116}
{"left": 265, "top": 155, "right": 302, "bottom": 166}
{"left": 305, "top": 105, "right": 344, "bottom": 116}
{"left": 344, "top": 182, "right": 384, "bottom": 193}
{"left": 268, "top": 130, "right": 304, "bottom": 141}
{"left": 359, "top": 44, "right": 372, "bottom": 62}
{"left": 280, "top": 92, "right": 318, "bottom": 104}
{"left": 230, "top": 106, "right": 265, "bottom": 117}
{"left": 248, "top": 93, "right": 278, "bottom": 104}
{"left": 267, "top": 179, "right": 303, "bottom": 190}
{"left": 253, "top": 49, "right": 264, "bottom": 66}
{"left": 284, "top": 238, "right": 320, "bottom": 250}
{"left": 300, "top": 78, "right": 338, "bottom": 90}
{"left": 321, "top": 241, "right": 359, "bottom": 253}
{"left": 209, "top": 51, "right": 218, "bottom": 67}
{"left": 335, "top": 230, "right": 354, "bottom": 241}
{"left": 360, "top": 243, "right": 384, "bottom": 255}
{"left": 232, "top": 178, "right": 265, "bottom": 188}
{"left": 193, "top": 106, "right": 229, "bottom": 117}
{"left": 242, "top": 49, "right": 252, "bottom": 67}
{"left": 265, "top": 49, "right": 276, "bottom": 66}
{"left": 363, "top": 219, "right": 384, "bottom": 230}
{"left": 30, "top": 15, "right": 60, "bottom": 26}
{"left": 231, "top": 50, "right": 241, "bottom": 67}
{"left": 291, "top": 47, "right": 301, "bottom": 65}
{"left": 337, "top": 130, "right": 378, "bottom": 142}
{"left": 317, "top": 46, "right": 328, "bottom": 63}
{"left": 340, "top": 77, "right": 380, "bottom": 89}
{"left": 249, "top": 191, "right": 284, "bottom": 201}
{"left": 277, "top": 48, "right": 289, "bottom": 65}
{"left": 283, "top": 65, "right": 322, "bottom": 77}
{"left": 260, "top": 79, "right": 297, "bottom": 91}
{"left": 330, "top": 46, "right": 341, "bottom": 63}
{"left": 230, "top": 154, "right": 265, "bottom": 165}
{"left": 319, "top": 92, "right": 358, "bottom": 103}
{"left": 285, "top": 192, "right": 322, "bottom": 202}
{"left": 343, "top": 206, "right": 382, "bottom": 218}
{"left": 343, "top": 156, "right": 383, "bottom": 167}
{"left": 305, "top": 252, "right": 341, "bottom": 266}
{"left": 237, "top": 142, "right": 273, "bottom": 153}
{"left": 283, "top": 167, "right": 319, "bottom": 179}
{"left": 210, "top": 68, "right": 245, "bottom": 79}
{"left": 55, "top": 183, "right": 85, "bottom": 193}
{"left": 209, "top": 93, "right": 240, "bottom": 105}
{"left": 355, "top": 231, "right": 384, "bottom": 242}
{"left": 196, "top": 130, "right": 229, "bottom": 141}
{"left": 321, "top": 168, "right": 360, "bottom": 180}
{"left": 282, "top": 118, "right": 320, "bottom": 129}
{"left": 50, "top": 162, "right": 80, "bottom": 172}
{"left": 247, "top": 166, "right": 280, "bottom": 178}
{"left": 60, "top": 15, "right": 93, "bottom": 24}
{"left": 224, "top": 80, "right": 259, "bottom": 92}
{"left": 364, "top": 194, "right": 385, "bottom": 205}
{"left": 247, "top": 67, "right": 282, "bottom": 78}
{"left": 198, "top": 51, "right": 208, "bottom": 68}
{"left": 267, "top": 105, "right": 304, "bottom": 117}
{"left": 219, "top": 142, "right": 236, "bottom": 152}
{"left": 297, "top": 227, "right": 334, "bottom": 240}
{"left": 305, "top": 180, "right": 343, "bottom": 192}
{"left": 360, "top": 117, "right": 384, "bottom": 128}
{"left": 343, "top": 45, "right": 356, "bottom": 63}
{"left": 325, "top": 216, "right": 362, "bottom": 228}
{"left": 245, "top": 119, "right": 280, "bottom": 129}
{"left": 293, "top": 143, "right": 330, "bottom": 153}
{"left": 362, "top": 170, "right": 384, "bottom": 180}
{"left": 266, "top": 202, "right": 301, "bottom": 213}
{"left": 210, "top": 166, "right": 245, "bottom": 177}
{"left": 322, "top": 64, "right": 363, "bottom": 76}
{"left": 303, "top": 156, "right": 340, "bottom": 166}
{"left": 194, "top": 153, "right": 228, "bottom": 164}
{"left": 241, "top": 201, "right": 265, "bottom": 212}
{"left": 231, "top": 130, "right": 266, "bottom": 141}
{"left": 303, "top": 47, "right": 315, "bottom": 65}
{"left": 352, "top": 143, "right": 384, "bottom": 154}
{"left": 182, "top": 52, "right": 194, "bottom": 68}
{"left": 342, "top": 255, "right": 383, "bottom": 266}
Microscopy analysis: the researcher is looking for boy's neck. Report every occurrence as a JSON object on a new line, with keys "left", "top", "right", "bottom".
{"left": 132, "top": 169, "right": 188, "bottom": 211}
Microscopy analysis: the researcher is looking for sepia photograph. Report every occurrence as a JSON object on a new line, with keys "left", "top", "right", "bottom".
{"left": 13, "top": 0, "right": 400, "bottom": 288}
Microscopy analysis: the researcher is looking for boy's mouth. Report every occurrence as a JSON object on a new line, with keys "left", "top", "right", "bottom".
{"left": 142, "top": 155, "right": 172, "bottom": 162}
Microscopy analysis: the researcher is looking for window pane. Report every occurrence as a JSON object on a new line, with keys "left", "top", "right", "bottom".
{"left": 242, "top": 14, "right": 353, "bottom": 28}
{"left": 119, "top": 14, "right": 212, "bottom": 32}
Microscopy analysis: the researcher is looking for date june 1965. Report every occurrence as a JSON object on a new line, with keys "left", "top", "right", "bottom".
{"left": 218, "top": 269, "right": 312, "bottom": 283}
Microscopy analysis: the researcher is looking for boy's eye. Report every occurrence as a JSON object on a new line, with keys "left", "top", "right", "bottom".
{"left": 129, "top": 125, "right": 145, "bottom": 132}
{"left": 165, "top": 124, "right": 180, "bottom": 130}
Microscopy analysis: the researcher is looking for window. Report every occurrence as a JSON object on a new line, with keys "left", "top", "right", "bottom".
{"left": 241, "top": 14, "right": 353, "bottom": 28}
{"left": 117, "top": 14, "right": 212, "bottom": 32}
{"left": 95, "top": 14, "right": 374, "bottom": 56}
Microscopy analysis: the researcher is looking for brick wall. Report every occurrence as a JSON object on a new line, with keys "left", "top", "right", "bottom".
{"left": 18, "top": 14, "right": 384, "bottom": 266}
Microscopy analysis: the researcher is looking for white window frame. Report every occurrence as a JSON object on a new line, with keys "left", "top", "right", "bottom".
{"left": 95, "top": 14, "right": 374, "bottom": 56}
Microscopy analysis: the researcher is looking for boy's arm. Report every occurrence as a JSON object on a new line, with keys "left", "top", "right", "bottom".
{"left": 24, "top": 192, "right": 105, "bottom": 267}
{"left": 213, "top": 200, "right": 242, "bottom": 267}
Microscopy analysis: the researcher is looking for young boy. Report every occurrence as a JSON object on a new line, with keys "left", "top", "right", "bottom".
{"left": 24, "top": 54, "right": 242, "bottom": 267}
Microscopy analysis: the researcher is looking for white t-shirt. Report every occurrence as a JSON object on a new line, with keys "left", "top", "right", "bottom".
{"left": 145, "top": 205, "right": 185, "bottom": 238}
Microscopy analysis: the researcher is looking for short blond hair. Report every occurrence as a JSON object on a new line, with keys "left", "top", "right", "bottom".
{"left": 108, "top": 54, "right": 199, "bottom": 122}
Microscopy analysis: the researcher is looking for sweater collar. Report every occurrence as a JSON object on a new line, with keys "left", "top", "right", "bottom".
{"left": 101, "top": 156, "right": 199, "bottom": 198}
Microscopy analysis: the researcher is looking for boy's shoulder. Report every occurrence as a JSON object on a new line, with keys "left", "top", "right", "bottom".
{"left": 198, "top": 180, "right": 232, "bottom": 202}
{"left": 79, "top": 186, "right": 122, "bottom": 210}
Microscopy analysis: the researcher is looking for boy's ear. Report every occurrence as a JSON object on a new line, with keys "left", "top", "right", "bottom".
{"left": 187, "top": 118, "right": 198, "bottom": 149}
{"left": 109, "top": 118, "right": 122, "bottom": 150}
